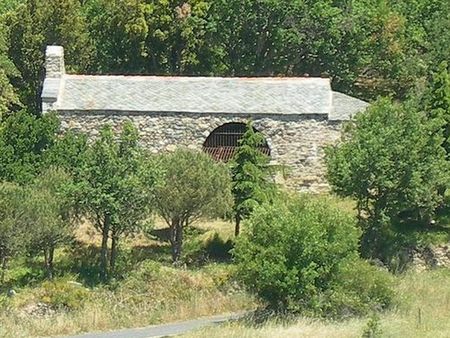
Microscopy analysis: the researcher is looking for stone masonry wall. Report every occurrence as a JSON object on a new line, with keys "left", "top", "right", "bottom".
{"left": 58, "top": 111, "right": 342, "bottom": 192}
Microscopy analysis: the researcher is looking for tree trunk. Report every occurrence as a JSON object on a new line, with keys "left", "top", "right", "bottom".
{"left": 0, "top": 255, "right": 6, "bottom": 285}
{"left": 43, "top": 247, "right": 54, "bottom": 279}
{"left": 235, "top": 214, "right": 241, "bottom": 237}
{"left": 100, "top": 214, "right": 111, "bottom": 281}
{"left": 175, "top": 220, "right": 183, "bottom": 262}
{"left": 170, "top": 217, "right": 183, "bottom": 263}
{"left": 110, "top": 228, "right": 118, "bottom": 274}
{"left": 48, "top": 246, "right": 54, "bottom": 279}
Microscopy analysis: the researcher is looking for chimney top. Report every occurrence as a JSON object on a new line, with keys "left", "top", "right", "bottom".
{"left": 45, "top": 45, "right": 65, "bottom": 78}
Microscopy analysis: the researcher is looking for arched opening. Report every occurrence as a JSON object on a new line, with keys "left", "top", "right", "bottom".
{"left": 202, "top": 122, "right": 271, "bottom": 162}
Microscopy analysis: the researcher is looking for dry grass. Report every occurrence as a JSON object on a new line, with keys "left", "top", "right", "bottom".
{"left": 0, "top": 218, "right": 250, "bottom": 338}
{"left": 0, "top": 264, "right": 256, "bottom": 338}
{"left": 184, "top": 268, "right": 450, "bottom": 338}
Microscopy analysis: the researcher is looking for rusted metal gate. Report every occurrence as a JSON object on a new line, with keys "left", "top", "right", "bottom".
{"left": 202, "top": 123, "right": 270, "bottom": 162}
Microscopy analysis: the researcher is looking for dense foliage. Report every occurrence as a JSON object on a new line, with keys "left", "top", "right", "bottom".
{"left": 234, "top": 195, "right": 393, "bottom": 316}
{"left": 0, "top": 182, "right": 28, "bottom": 283}
{"left": 78, "top": 122, "right": 158, "bottom": 279}
{"left": 325, "top": 97, "right": 449, "bottom": 260}
{"left": 26, "top": 168, "right": 77, "bottom": 278}
{"left": 0, "top": 111, "right": 59, "bottom": 183}
{"left": 230, "top": 122, "right": 274, "bottom": 236}
{"left": 0, "top": 0, "right": 449, "bottom": 115}
{"left": 154, "top": 148, "right": 232, "bottom": 262}
{"left": 0, "top": 0, "right": 449, "bottom": 325}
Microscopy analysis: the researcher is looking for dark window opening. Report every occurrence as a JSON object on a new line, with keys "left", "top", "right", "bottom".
{"left": 202, "top": 123, "right": 271, "bottom": 162}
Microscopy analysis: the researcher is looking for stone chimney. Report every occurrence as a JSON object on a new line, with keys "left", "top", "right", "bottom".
{"left": 45, "top": 45, "right": 65, "bottom": 77}
{"left": 41, "top": 46, "right": 65, "bottom": 112}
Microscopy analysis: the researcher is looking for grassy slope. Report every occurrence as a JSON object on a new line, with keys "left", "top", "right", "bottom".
{"left": 184, "top": 268, "right": 450, "bottom": 338}
{"left": 0, "top": 219, "right": 256, "bottom": 338}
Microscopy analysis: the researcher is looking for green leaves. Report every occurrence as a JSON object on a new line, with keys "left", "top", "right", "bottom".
{"left": 1, "top": 0, "right": 448, "bottom": 111}
{"left": 155, "top": 148, "right": 232, "bottom": 224}
{"left": 325, "top": 96, "right": 449, "bottom": 258}
{"left": 234, "top": 195, "right": 391, "bottom": 316}
{"left": 0, "top": 21, "right": 19, "bottom": 118}
{"left": 154, "top": 148, "right": 232, "bottom": 261}
{"left": 230, "top": 122, "right": 274, "bottom": 231}
{"left": 0, "top": 111, "right": 59, "bottom": 184}
{"left": 3, "top": 0, "right": 93, "bottom": 113}
{"left": 77, "top": 122, "right": 159, "bottom": 276}
{"left": 0, "top": 182, "right": 29, "bottom": 278}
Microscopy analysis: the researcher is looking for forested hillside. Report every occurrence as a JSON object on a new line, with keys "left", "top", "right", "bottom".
{"left": 1, "top": 0, "right": 449, "bottom": 115}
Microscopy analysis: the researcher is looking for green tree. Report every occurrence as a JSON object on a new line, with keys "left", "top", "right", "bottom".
{"left": 79, "top": 122, "right": 157, "bottom": 279}
{"left": 0, "top": 110, "right": 59, "bottom": 183}
{"left": 325, "top": 98, "right": 447, "bottom": 258}
{"left": 86, "top": 0, "right": 213, "bottom": 75}
{"left": 0, "top": 182, "right": 29, "bottom": 284}
{"left": 209, "top": 0, "right": 343, "bottom": 77}
{"left": 0, "top": 21, "right": 20, "bottom": 117}
{"left": 0, "top": 0, "right": 21, "bottom": 14}
{"left": 4, "top": 0, "right": 93, "bottom": 113}
{"left": 26, "top": 167, "right": 77, "bottom": 278}
{"left": 43, "top": 129, "right": 88, "bottom": 175}
{"left": 234, "top": 195, "right": 393, "bottom": 316}
{"left": 154, "top": 148, "right": 232, "bottom": 262}
{"left": 230, "top": 122, "right": 274, "bottom": 236}
{"left": 85, "top": 0, "right": 150, "bottom": 73}
{"left": 425, "top": 61, "right": 450, "bottom": 156}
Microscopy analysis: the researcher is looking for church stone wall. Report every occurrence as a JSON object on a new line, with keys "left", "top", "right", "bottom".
{"left": 58, "top": 111, "right": 342, "bottom": 192}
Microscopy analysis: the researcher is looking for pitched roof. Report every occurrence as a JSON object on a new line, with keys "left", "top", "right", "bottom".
{"left": 41, "top": 45, "right": 368, "bottom": 120}
{"left": 331, "top": 91, "right": 369, "bottom": 121}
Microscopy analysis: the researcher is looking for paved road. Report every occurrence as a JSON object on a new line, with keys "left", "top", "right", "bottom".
{"left": 63, "top": 313, "right": 244, "bottom": 338}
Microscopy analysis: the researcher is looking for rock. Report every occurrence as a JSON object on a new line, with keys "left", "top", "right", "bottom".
{"left": 22, "top": 302, "right": 56, "bottom": 317}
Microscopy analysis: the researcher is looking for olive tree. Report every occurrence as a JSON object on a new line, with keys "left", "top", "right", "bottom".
{"left": 154, "top": 148, "right": 232, "bottom": 262}
{"left": 0, "top": 182, "right": 29, "bottom": 283}
{"left": 26, "top": 167, "right": 76, "bottom": 278}
{"left": 79, "top": 122, "right": 158, "bottom": 279}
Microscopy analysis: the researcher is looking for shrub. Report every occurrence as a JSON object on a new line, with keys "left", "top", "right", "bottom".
{"left": 0, "top": 182, "right": 29, "bottom": 284}
{"left": 26, "top": 167, "right": 77, "bottom": 278}
{"left": 37, "top": 278, "right": 89, "bottom": 311}
{"left": 233, "top": 195, "right": 393, "bottom": 317}
{"left": 326, "top": 259, "right": 394, "bottom": 317}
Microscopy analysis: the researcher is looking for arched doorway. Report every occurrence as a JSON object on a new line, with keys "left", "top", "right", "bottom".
{"left": 202, "top": 122, "right": 271, "bottom": 162}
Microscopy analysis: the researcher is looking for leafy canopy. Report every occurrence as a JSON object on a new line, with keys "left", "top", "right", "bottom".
{"left": 155, "top": 148, "right": 232, "bottom": 261}
{"left": 325, "top": 97, "right": 448, "bottom": 257}
{"left": 78, "top": 122, "right": 158, "bottom": 277}
{"left": 0, "top": 110, "right": 59, "bottom": 184}
{"left": 234, "top": 195, "right": 393, "bottom": 316}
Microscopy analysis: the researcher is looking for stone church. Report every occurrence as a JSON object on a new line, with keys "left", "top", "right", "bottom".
{"left": 41, "top": 46, "right": 368, "bottom": 192}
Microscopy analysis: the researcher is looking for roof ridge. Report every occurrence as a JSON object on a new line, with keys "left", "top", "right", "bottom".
{"left": 62, "top": 74, "right": 330, "bottom": 82}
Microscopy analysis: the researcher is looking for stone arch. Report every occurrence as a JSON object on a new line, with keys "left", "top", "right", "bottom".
{"left": 202, "top": 122, "right": 271, "bottom": 162}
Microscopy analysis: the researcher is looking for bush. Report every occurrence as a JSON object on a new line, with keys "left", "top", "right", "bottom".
{"left": 37, "top": 277, "right": 89, "bottom": 311}
{"left": 233, "top": 195, "right": 394, "bottom": 317}
{"left": 0, "top": 111, "right": 59, "bottom": 183}
{"left": 326, "top": 259, "right": 394, "bottom": 318}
